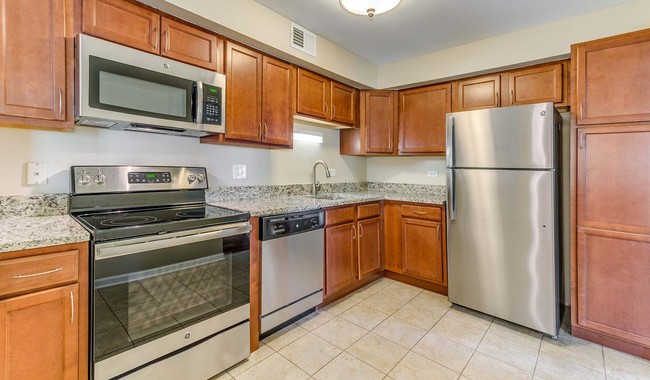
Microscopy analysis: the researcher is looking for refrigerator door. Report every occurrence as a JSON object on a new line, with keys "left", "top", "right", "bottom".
{"left": 447, "top": 168, "right": 559, "bottom": 336}
{"left": 446, "top": 102, "right": 556, "bottom": 170}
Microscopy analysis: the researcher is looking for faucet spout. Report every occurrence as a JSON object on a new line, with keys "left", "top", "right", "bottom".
{"left": 312, "top": 160, "right": 331, "bottom": 196}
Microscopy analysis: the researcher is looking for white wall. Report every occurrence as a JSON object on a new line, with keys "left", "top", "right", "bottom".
{"left": 378, "top": 0, "right": 650, "bottom": 88}
{"left": 0, "top": 123, "right": 365, "bottom": 194}
{"left": 366, "top": 157, "right": 446, "bottom": 185}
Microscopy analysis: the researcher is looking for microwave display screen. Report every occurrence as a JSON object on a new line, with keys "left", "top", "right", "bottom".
{"left": 99, "top": 71, "right": 187, "bottom": 118}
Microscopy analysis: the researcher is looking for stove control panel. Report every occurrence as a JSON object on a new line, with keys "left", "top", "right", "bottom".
{"left": 71, "top": 166, "right": 209, "bottom": 194}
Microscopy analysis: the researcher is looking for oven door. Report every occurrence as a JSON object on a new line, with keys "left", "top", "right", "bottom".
{"left": 92, "top": 222, "right": 251, "bottom": 380}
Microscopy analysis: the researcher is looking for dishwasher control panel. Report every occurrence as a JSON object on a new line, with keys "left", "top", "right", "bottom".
{"left": 260, "top": 210, "right": 325, "bottom": 241}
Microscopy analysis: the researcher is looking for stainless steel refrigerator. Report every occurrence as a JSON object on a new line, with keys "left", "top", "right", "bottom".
{"left": 446, "top": 102, "right": 562, "bottom": 336}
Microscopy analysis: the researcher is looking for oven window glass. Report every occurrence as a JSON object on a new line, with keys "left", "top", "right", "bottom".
{"left": 93, "top": 233, "right": 250, "bottom": 362}
{"left": 99, "top": 71, "right": 186, "bottom": 117}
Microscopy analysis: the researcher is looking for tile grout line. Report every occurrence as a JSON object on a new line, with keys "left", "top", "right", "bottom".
{"left": 457, "top": 318, "right": 493, "bottom": 379}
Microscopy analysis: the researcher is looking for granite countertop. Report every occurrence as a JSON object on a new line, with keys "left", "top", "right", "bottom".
{"left": 210, "top": 191, "right": 446, "bottom": 217}
{"left": 0, "top": 215, "right": 90, "bottom": 253}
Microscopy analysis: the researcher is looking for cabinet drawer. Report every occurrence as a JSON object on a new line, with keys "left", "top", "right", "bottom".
{"left": 325, "top": 206, "right": 355, "bottom": 226}
{"left": 0, "top": 250, "right": 79, "bottom": 297}
{"left": 357, "top": 203, "right": 380, "bottom": 220}
{"left": 401, "top": 205, "right": 441, "bottom": 221}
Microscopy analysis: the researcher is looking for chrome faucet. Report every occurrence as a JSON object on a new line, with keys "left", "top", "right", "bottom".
{"left": 312, "top": 160, "right": 331, "bottom": 197}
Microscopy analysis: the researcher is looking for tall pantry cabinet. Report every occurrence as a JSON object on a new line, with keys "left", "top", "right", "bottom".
{"left": 570, "top": 28, "right": 650, "bottom": 360}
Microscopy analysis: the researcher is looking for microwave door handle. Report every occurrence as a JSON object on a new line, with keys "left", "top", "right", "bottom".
{"left": 195, "top": 81, "right": 204, "bottom": 124}
{"left": 191, "top": 82, "right": 198, "bottom": 123}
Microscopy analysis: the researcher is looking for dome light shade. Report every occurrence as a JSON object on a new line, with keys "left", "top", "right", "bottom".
{"left": 339, "top": 0, "right": 402, "bottom": 17}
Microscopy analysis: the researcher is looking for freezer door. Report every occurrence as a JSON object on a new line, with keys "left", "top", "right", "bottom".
{"left": 446, "top": 102, "right": 556, "bottom": 169}
{"left": 447, "top": 168, "right": 559, "bottom": 336}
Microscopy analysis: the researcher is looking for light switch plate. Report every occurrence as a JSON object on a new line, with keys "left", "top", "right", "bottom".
{"left": 328, "top": 169, "right": 336, "bottom": 177}
{"left": 27, "top": 162, "right": 48, "bottom": 185}
{"left": 232, "top": 164, "right": 247, "bottom": 179}
{"left": 427, "top": 170, "right": 439, "bottom": 178}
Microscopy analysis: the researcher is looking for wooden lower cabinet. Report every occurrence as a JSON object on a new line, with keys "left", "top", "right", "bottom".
{"left": 0, "top": 285, "right": 79, "bottom": 380}
{"left": 384, "top": 201, "right": 447, "bottom": 294}
{"left": 0, "top": 242, "right": 89, "bottom": 379}
{"left": 324, "top": 203, "right": 383, "bottom": 300}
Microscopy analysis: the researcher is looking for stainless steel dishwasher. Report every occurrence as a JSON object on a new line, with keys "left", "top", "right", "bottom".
{"left": 260, "top": 210, "right": 325, "bottom": 335}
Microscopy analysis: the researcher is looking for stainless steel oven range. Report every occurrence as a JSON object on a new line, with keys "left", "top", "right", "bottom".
{"left": 69, "top": 166, "right": 251, "bottom": 380}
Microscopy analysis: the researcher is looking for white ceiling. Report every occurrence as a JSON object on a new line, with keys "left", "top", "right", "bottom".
{"left": 254, "top": 0, "right": 635, "bottom": 65}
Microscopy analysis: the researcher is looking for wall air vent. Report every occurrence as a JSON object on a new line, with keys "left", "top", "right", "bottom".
{"left": 290, "top": 22, "right": 317, "bottom": 57}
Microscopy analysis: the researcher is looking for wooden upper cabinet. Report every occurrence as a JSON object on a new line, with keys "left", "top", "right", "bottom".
{"left": 507, "top": 62, "right": 566, "bottom": 107}
{"left": 573, "top": 29, "right": 650, "bottom": 125}
{"left": 331, "top": 82, "right": 356, "bottom": 125}
{"left": 399, "top": 83, "right": 451, "bottom": 154}
{"left": 0, "top": 285, "right": 79, "bottom": 380}
{"left": 0, "top": 0, "right": 67, "bottom": 122}
{"left": 83, "top": 0, "right": 160, "bottom": 54}
{"left": 365, "top": 91, "right": 397, "bottom": 153}
{"left": 452, "top": 74, "right": 501, "bottom": 112}
{"left": 160, "top": 17, "right": 221, "bottom": 72}
{"left": 577, "top": 126, "right": 650, "bottom": 235}
{"left": 262, "top": 56, "right": 295, "bottom": 146}
{"left": 296, "top": 69, "right": 330, "bottom": 120}
{"left": 225, "top": 42, "right": 263, "bottom": 142}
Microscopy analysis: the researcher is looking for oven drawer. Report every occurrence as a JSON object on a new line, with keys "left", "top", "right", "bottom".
{"left": 0, "top": 250, "right": 79, "bottom": 297}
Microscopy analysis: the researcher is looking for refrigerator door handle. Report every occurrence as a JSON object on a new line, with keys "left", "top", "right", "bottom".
{"left": 447, "top": 169, "right": 456, "bottom": 221}
{"left": 446, "top": 115, "right": 455, "bottom": 167}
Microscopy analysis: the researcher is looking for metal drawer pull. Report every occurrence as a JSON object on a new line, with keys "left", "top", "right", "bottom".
{"left": 57, "top": 88, "right": 63, "bottom": 116}
{"left": 324, "top": 103, "right": 329, "bottom": 116}
{"left": 70, "top": 290, "right": 74, "bottom": 324}
{"left": 413, "top": 211, "right": 429, "bottom": 215}
{"left": 12, "top": 267, "right": 63, "bottom": 279}
{"left": 352, "top": 225, "right": 356, "bottom": 239}
{"left": 153, "top": 27, "right": 158, "bottom": 50}
{"left": 332, "top": 104, "right": 336, "bottom": 118}
{"left": 162, "top": 30, "right": 168, "bottom": 52}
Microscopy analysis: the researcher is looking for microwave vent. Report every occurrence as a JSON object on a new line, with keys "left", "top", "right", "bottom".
{"left": 291, "top": 22, "right": 317, "bottom": 57}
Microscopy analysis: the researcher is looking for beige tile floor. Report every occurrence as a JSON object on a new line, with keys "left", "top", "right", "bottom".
{"left": 213, "top": 277, "right": 650, "bottom": 380}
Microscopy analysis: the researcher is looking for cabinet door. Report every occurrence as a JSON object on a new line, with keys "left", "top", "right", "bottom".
{"left": 577, "top": 126, "right": 650, "bottom": 235}
{"left": 364, "top": 91, "right": 397, "bottom": 153}
{"left": 383, "top": 202, "right": 402, "bottom": 272}
{"left": 225, "top": 42, "right": 262, "bottom": 142}
{"left": 574, "top": 29, "right": 650, "bottom": 125}
{"left": 262, "top": 57, "right": 295, "bottom": 146}
{"left": 507, "top": 62, "right": 565, "bottom": 106}
{"left": 331, "top": 81, "right": 356, "bottom": 125}
{"left": 402, "top": 218, "right": 445, "bottom": 284}
{"left": 83, "top": 0, "right": 160, "bottom": 54}
{"left": 452, "top": 74, "right": 501, "bottom": 112}
{"left": 160, "top": 17, "right": 221, "bottom": 72}
{"left": 399, "top": 83, "right": 451, "bottom": 154}
{"left": 296, "top": 69, "right": 330, "bottom": 120}
{"left": 325, "top": 223, "right": 356, "bottom": 296}
{"left": 358, "top": 218, "right": 382, "bottom": 279}
{"left": 0, "top": 0, "right": 66, "bottom": 121}
{"left": 576, "top": 228, "right": 650, "bottom": 347}
{"left": 0, "top": 285, "right": 79, "bottom": 379}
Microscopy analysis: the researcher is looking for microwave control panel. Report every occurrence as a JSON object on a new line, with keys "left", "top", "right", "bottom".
{"left": 202, "top": 84, "right": 222, "bottom": 125}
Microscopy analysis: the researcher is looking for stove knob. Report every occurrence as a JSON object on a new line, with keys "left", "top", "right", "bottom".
{"left": 94, "top": 174, "right": 106, "bottom": 185}
{"left": 78, "top": 173, "right": 91, "bottom": 185}
{"left": 197, "top": 174, "right": 206, "bottom": 182}
{"left": 187, "top": 174, "right": 197, "bottom": 183}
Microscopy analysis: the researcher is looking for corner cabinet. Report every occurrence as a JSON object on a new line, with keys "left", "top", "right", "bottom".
{"left": 384, "top": 202, "right": 447, "bottom": 295}
{"left": 398, "top": 84, "right": 451, "bottom": 155}
{"left": 201, "top": 41, "right": 294, "bottom": 148}
{"left": 0, "top": 242, "right": 89, "bottom": 379}
{"left": 340, "top": 90, "right": 398, "bottom": 156}
{"left": 0, "top": 0, "right": 74, "bottom": 129}
{"left": 571, "top": 28, "right": 650, "bottom": 361}
{"left": 83, "top": 0, "right": 223, "bottom": 71}
{"left": 324, "top": 203, "right": 383, "bottom": 300}
{"left": 296, "top": 68, "right": 357, "bottom": 127}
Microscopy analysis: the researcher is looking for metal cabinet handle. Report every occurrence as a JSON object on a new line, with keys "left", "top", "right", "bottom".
{"left": 70, "top": 290, "right": 74, "bottom": 324}
{"left": 359, "top": 224, "right": 363, "bottom": 237}
{"left": 496, "top": 92, "right": 500, "bottom": 107}
{"left": 57, "top": 88, "right": 63, "bottom": 116}
{"left": 437, "top": 224, "right": 441, "bottom": 240}
{"left": 580, "top": 103, "right": 584, "bottom": 122}
{"left": 263, "top": 123, "right": 268, "bottom": 140}
{"left": 510, "top": 89, "right": 514, "bottom": 104}
{"left": 579, "top": 131, "right": 585, "bottom": 149}
{"left": 258, "top": 123, "right": 262, "bottom": 138}
{"left": 12, "top": 267, "right": 63, "bottom": 279}
{"left": 324, "top": 103, "right": 329, "bottom": 117}
{"left": 352, "top": 225, "right": 356, "bottom": 239}
{"left": 389, "top": 138, "right": 392, "bottom": 151}
{"left": 332, "top": 104, "right": 336, "bottom": 118}
{"left": 413, "top": 211, "right": 428, "bottom": 215}
{"left": 162, "top": 30, "right": 168, "bottom": 52}
{"left": 153, "top": 27, "right": 158, "bottom": 50}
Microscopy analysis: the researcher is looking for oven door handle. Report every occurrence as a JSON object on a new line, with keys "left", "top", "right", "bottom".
{"left": 95, "top": 223, "right": 252, "bottom": 260}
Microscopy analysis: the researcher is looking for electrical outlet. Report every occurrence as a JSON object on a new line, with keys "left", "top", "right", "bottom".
{"left": 27, "top": 162, "right": 48, "bottom": 185}
{"left": 328, "top": 168, "right": 336, "bottom": 177}
{"left": 427, "top": 170, "right": 439, "bottom": 178}
{"left": 232, "top": 164, "right": 247, "bottom": 179}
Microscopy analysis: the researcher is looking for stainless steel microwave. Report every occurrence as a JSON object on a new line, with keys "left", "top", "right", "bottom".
{"left": 75, "top": 34, "right": 225, "bottom": 137}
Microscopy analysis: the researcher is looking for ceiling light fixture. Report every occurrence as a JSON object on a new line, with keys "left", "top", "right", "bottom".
{"left": 339, "top": 0, "right": 402, "bottom": 17}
